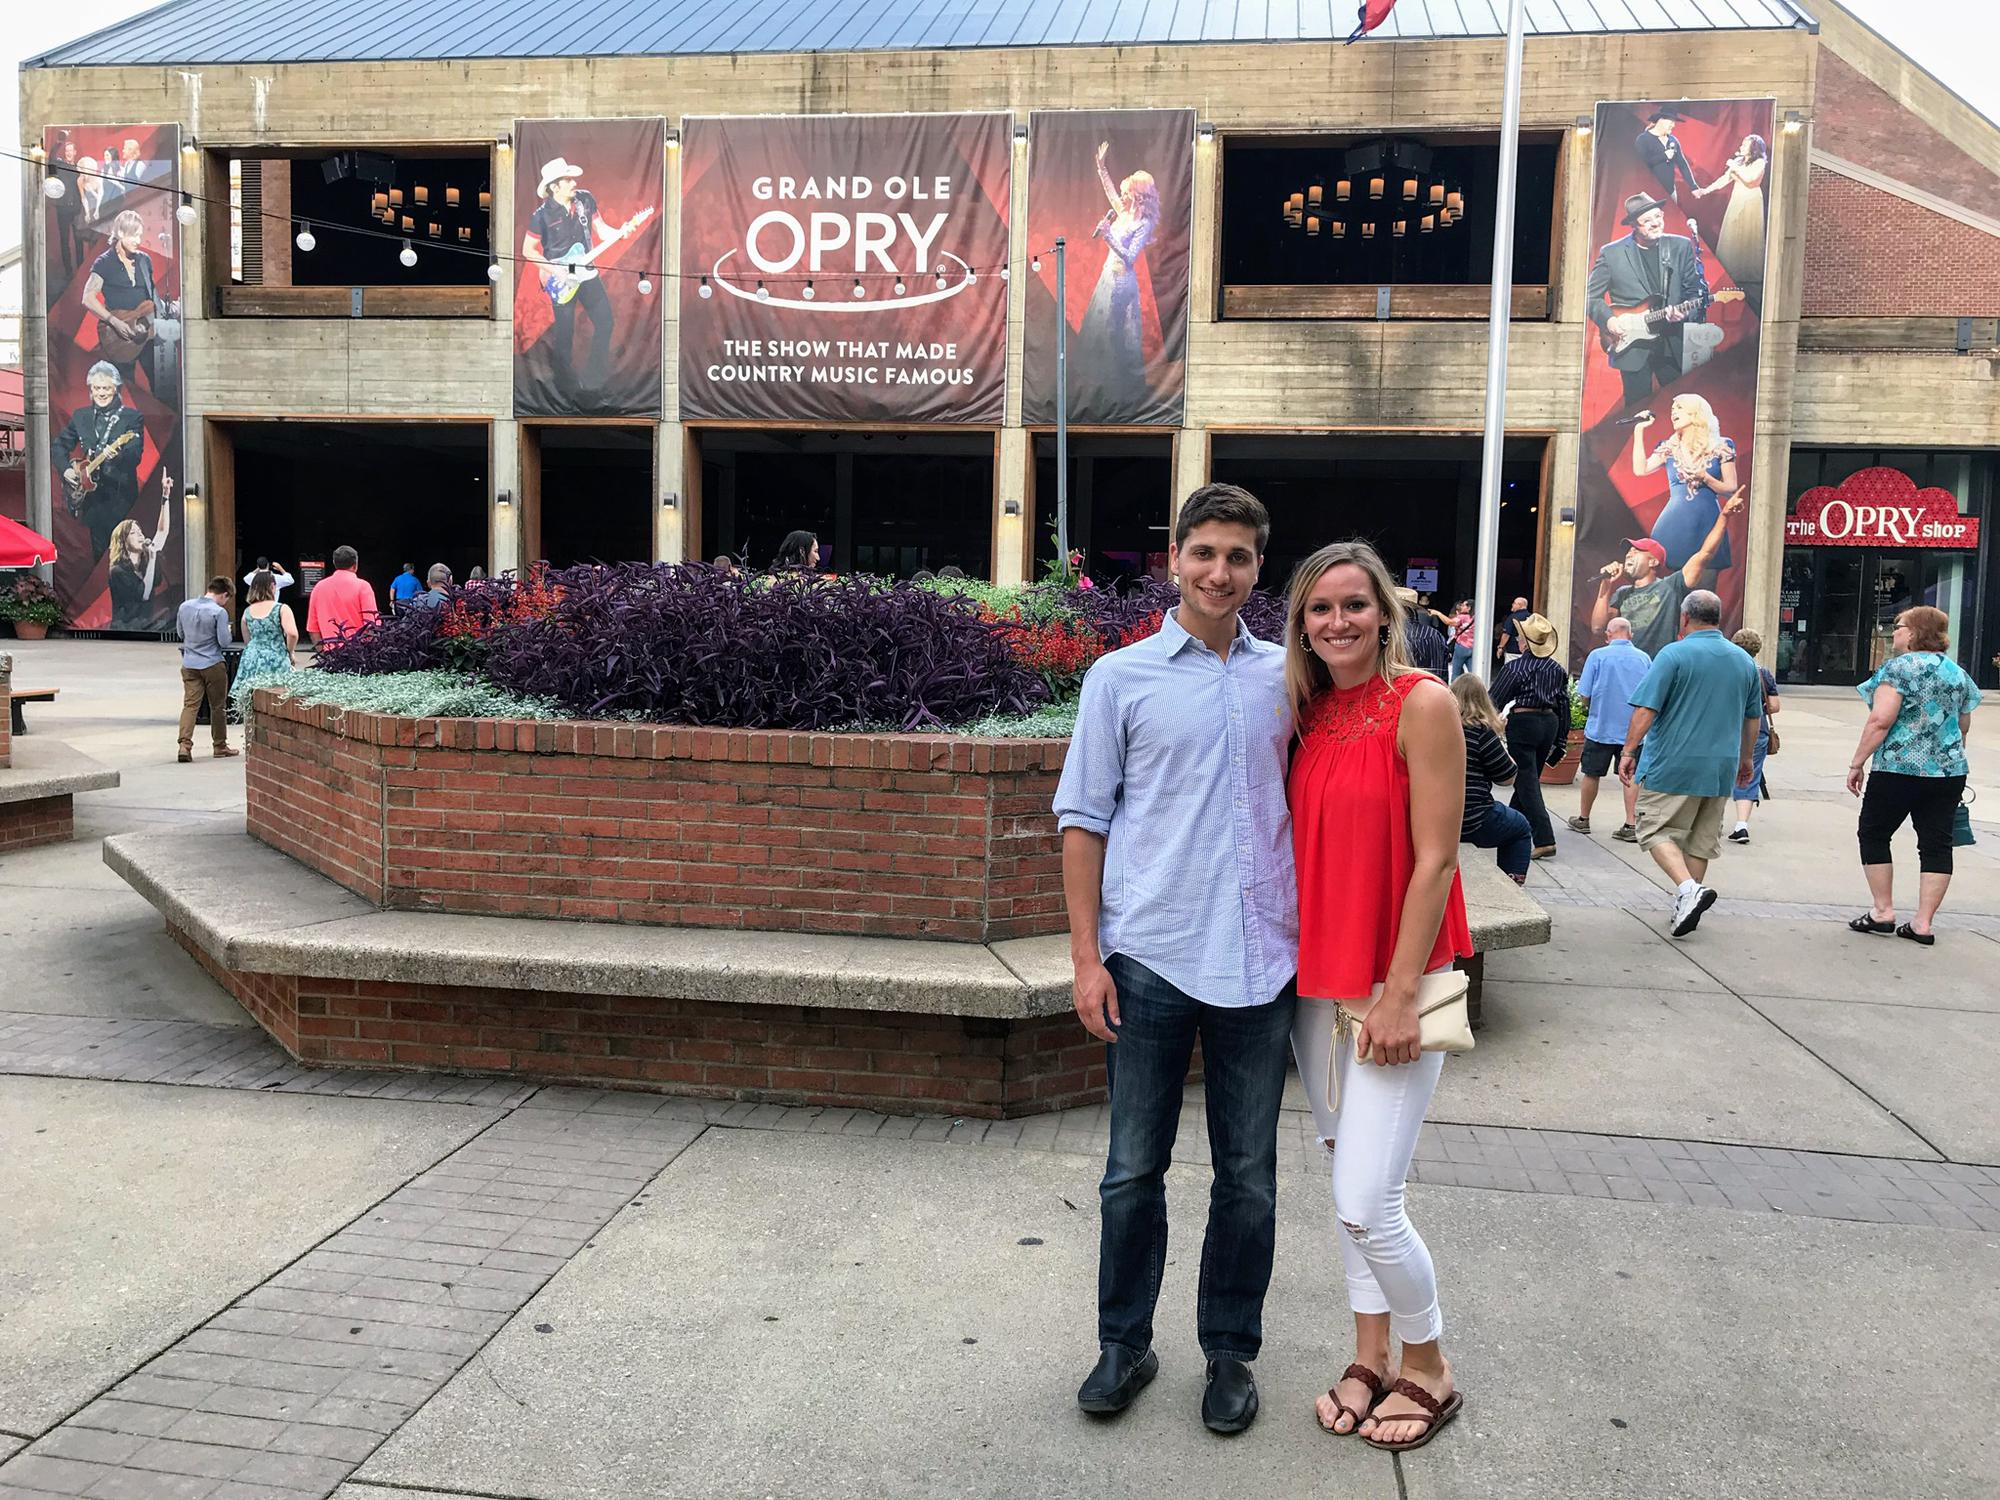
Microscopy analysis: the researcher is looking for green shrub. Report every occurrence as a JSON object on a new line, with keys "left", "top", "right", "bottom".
{"left": 266, "top": 668, "right": 567, "bottom": 721}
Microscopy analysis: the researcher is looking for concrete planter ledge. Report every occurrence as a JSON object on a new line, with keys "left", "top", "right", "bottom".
{"left": 0, "top": 738, "right": 120, "bottom": 853}
{"left": 1455, "top": 855, "right": 1555, "bottom": 953}
{"left": 105, "top": 830, "right": 1072, "bottom": 1020}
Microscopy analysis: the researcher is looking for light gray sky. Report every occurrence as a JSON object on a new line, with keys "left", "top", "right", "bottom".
{"left": 5, "top": 0, "right": 2000, "bottom": 256}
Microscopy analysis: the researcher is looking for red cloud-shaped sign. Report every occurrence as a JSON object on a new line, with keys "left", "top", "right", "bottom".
{"left": 1785, "top": 466, "right": 1979, "bottom": 549}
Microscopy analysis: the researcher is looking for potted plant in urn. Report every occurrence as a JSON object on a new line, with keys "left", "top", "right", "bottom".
{"left": 0, "top": 576, "right": 63, "bottom": 640}
{"left": 1540, "top": 682, "right": 1588, "bottom": 785}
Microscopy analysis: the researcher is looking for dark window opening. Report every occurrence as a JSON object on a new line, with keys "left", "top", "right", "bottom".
{"left": 227, "top": 422, "right": 487, "bottom": 613}
{"left": 534, "top": 427, "right": 654, "bottom": 568}
{"left": 1209, "top": 435, "right": 1545, "bottom": 613}
{"left": 1221, "top": 136, "right": 1558, "bottom": 293}
{"left": 288, "top": 154, "right": 491, "bottom": 287}
{"left": 1031, "top": 435, "right": 1173, "bottom": 588}
{"left": 699, "top": 430, "right": 993, "bottom": 580}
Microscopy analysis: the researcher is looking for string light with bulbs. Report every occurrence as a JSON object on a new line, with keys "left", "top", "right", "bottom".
{"left": 11, "top": 142, "right": 1060, "bottom": 296}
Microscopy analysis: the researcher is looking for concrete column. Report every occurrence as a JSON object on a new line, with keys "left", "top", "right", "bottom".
{"left": 1173, "top": 427, "right": 1208, "bottom": 517}
{"left": 492, "top": 417, "right": 521, "bottom": 575}
{"left": 1542, "top": 430, "right": 1581, "bottom": 649}
{"left": 656, "top": 419, "right": 686, "bottom": 563}
{"left": 22, "top": 149, "right": 52, "bottom": 586}
{"left": 994, "top": 426, "right": 1029, "bottom": 584}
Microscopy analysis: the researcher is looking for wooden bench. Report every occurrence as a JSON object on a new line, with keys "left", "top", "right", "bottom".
{"left": 8, "top": 688, "right": 57, "bottom": 736}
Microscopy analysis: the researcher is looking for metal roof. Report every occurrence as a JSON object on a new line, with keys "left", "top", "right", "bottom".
{"left": 27, "top": 0, "right": 1817, "bottom": 69}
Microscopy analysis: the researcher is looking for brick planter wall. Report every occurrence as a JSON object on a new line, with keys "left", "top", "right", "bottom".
{"left": 0, "top": 652, "right": 11, "bottom": 768}
{"left": 170, "top": 924, "right": 1104, "bottom": 1118}
{"left": 247, "top": 692, "right": 1068, "bottom": 942}
{"left": 0, "top": 794, "right": 72, "bottom": 853}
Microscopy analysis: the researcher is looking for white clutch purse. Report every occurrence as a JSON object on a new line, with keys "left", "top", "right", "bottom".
{"left": 1327, "top": 968, "right": 1474, "bottom": 1111}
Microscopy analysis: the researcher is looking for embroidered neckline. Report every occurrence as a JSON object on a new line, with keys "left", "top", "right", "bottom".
{"left": 1301, "top": 675, "right": 1413, "bottom": 749}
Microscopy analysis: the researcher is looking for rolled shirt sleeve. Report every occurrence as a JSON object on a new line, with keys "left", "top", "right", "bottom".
{"left": 1052, "top": 663, "right": 1122, "bottom": 837}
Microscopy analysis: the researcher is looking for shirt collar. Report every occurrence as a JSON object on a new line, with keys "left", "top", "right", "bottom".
{"left": 1156, "top": 607, "right": 1265, "bottom": 660}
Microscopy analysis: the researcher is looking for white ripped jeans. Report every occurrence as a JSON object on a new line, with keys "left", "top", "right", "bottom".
{"left": 1292, "top": 994, "right": 1445, "bottom": 1345}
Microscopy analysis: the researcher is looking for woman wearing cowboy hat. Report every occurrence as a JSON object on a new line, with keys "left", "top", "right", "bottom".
{"left": 1489, "top": 615, "right": 1572, "bottom": 859}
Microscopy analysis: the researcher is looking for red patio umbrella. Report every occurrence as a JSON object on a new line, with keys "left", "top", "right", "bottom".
{"left": 0, "top": 514, "right": 59, "bottom": 569}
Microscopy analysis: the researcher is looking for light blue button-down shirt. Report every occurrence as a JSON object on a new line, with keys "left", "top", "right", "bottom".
{"left": 1053, "top": 610, "right": 1298, "bottom": 1008}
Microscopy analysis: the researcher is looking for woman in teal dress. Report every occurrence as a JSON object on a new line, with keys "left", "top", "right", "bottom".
{"left": 231, "top": 569, "right": 298, "bottom": 716}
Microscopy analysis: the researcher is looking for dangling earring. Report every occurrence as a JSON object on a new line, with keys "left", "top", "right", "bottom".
{"left": 1378, "top": 624, "right": 1392, "bottom": 647}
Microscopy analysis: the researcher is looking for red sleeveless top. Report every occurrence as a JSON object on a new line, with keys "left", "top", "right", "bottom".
{"left": 1289, "top": 673, "right": 1473, "bottom": 1001}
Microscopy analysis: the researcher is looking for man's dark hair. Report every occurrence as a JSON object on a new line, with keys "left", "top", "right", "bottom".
{"left": 254, "top": 556, "right": 270, "bottom": 571}
{"left": 1174, "top": 483, "right": 1270, "bottom": 555}
{"left": 772, "top": 531, "right": 817, "bottom": 570}
{"left": 331, "top": 545, "right": 359, "bottom": 571}
{"left": 207, "top": 576, "right": 234, "bottom": 597}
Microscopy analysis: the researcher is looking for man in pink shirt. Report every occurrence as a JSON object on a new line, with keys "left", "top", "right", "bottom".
{"left": 304, "top": 545, "right": 379, "bottom": 644}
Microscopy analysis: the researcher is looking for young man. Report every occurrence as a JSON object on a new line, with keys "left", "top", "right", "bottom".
{"left": 1569, "top": 616, "right": 1651, "bottom": 842}
{"left": 1619, "top": 590, "right": 1764, "bottom": 936}
{"left": 305, "top": 545, "right": 379, "bottom": 645}
{"left": 1589, "top": 489, "right": 1743, "bottom": 658}
{"left": 175, "top": 578, "right": 238, "bottom": 763}
{"left": 390, "top": 563, "right": 423, "bottom": 611}
{"left": 1053, "top": 483, "right": 1297, "bottom": 1436}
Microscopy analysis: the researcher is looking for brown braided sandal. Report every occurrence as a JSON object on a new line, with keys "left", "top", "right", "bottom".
{"left": 1361, "top": 1377, "right": 1464, "bottom": 1452}
{"left": 1317, "top": 1362, "right": 1389, "bottom": 1435}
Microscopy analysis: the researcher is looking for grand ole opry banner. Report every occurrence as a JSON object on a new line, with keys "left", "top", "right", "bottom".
{"left": 678, "top": 113, "right": 1012, "bottom": 425}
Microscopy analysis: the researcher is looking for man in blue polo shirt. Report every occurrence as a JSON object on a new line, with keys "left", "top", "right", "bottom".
{"left": 1569, "top": 616, "right": 1651, "bottom": 842}
{"left": 1618, "top": 590, "right": 1763, "bottom": 936}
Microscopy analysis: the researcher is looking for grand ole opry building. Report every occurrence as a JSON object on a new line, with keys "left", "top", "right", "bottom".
{"left": 15, "top": 0, "right": 2000, "bottom": 686}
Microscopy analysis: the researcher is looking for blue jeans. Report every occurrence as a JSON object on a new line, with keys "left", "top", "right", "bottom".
{"left": 1098, "top": 954, "right": 1296, "bottom": 1361}
{"left": 1450, "top": 642, "right": 1473, "bottom": 680}
{"left": 1467, "top": 801, "right": 1534, "bottom": 878}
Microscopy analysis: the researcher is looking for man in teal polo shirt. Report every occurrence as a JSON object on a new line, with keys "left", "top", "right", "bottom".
{"left": 1618, "top": 590, "right": 1763, "bottom": 936}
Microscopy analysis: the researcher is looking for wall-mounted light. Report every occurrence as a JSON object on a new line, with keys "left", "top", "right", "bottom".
{"left": 1559, "top": 506, "right": 1576, "bottom": 526}
{"left": 1002, "top": 497, "right": 1022, "bottom": 516}
{"left": 185, "top": 483, "right": 200, "bottom": 502}
{"left": 1197, "top": 121, "right": 1216, "bottom": 141}
{"left": 495, "top": 490, "right": 512, "bottom": 508}
{"left": 27, "top": 143, "right": 45, "bottom": 163}
{"left": 1574, "top": 115, "right": 1594, "bottom": 135}
{"left": 661, "top": 492, "right": 679, "bottom": 510}
{"left": 665, "top": 127, "right": 682, "bottom": 149}
{"left": 1783, "top": 110, "right": 1806, "bottom": 134}
{"left": 1013, "top": 122, "right": 1029, "bottom": 143}
{"left": 182, "top": 137, "right": 199, "bottom": 155}
{"left": 496, "top": 134, "right": 512, "bottom": 151}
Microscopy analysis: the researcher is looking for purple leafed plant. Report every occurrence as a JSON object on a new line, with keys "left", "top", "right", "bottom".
{"left": 479, "top": 564, "right": 1050, "bottom": 731}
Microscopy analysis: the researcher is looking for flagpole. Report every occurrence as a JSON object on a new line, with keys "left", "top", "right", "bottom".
{"left": 1472, "top": 0, "right": 1527, "bottom": 678}
{"left": 1055, "top": 235, "right": 1070, "bottom": 574}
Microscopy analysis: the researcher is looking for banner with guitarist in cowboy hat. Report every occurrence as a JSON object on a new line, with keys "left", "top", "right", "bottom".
{"left": 41, "top": 122, "right": 184, "bottom": 632}
{"left": 1568, "top": 98, "right": 1776, "bottom": 671}
{"left": 512, "top": 118, "right": 665, "bottom": 417}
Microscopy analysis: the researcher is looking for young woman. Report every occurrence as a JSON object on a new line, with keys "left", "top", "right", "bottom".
{"left": 1452, "top": 674, "right": 1532, "bottom": 883}
{"left": 1846, "top": 607, "right": 1981, "bottom": 944}
{"left": 772, "top": 530, "right": 820, "bottom": 573}
{"left": 230, "top": 569, "right": 299, "bottom": 716}
{"left": 1082, "top": 142, "right": 1163, "bottom": 407}
{"left": 105, "top": 491, "right": 172, "bottom": 631}
{"left": 1448, "top": 600, "right": 1476, "bottom": 681}
{"left": 1632, "top": 395, "right": 1738, "bottom": 578}
{"left": 1287, "top": 540, "right": 1471, "bottom": 1452}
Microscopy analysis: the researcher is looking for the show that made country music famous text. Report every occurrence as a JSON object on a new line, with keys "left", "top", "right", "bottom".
{"left": 1021, "top": 110, "right": 1194, "bottom": 428}
{"left": 512, "top": 118, "right": 666, "bottom": 418}
{"left": 678, "top": 113, "right": 1012, "bottom": 424}
{"left": 41, "top": 123, "right": 186, "bottom": 632}
{"left": 1567, "top": 98, "right": 1777, "bottom": 671}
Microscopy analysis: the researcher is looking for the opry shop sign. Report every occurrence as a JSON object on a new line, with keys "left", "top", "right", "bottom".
{"left": 1785, "top": 467, "right": 1980, "bottom": 549}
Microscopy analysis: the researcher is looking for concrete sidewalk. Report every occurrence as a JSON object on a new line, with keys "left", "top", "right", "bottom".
{"left": 1, "top": 639, "right": 1994, "bottom": 1500}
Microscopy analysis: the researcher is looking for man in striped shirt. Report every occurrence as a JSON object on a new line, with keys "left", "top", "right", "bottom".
{"left": 1490, "top": 615, "right": 1572, "bottom": 859}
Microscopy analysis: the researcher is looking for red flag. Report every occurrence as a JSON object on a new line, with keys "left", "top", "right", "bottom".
{"left": 1346, "top": 0, "right": 1397, "bottom": 42}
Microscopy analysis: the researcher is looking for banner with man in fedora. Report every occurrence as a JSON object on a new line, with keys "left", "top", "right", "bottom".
{"left": 512, "top": 118, "right": 665, "bottom": 417}
{"left": 1567, "top": 99, "right": 1776, "bottom": 670}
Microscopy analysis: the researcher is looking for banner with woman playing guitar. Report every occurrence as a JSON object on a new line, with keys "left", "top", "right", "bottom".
{"left": 512, "top": 118, "right": 666, "bottom": 417}
{"left": 41, "top": 122, "right": 184, "bottom": 632}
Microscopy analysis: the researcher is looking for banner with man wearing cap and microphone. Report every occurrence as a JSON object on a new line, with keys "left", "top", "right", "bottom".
{"left": 512, "top": 119, "right": 665, "bottom": 418}
{"left": 1568, "top": 98, "right": 1776, "bottom": 671}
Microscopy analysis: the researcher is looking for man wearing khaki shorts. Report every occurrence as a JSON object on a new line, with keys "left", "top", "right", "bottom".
{"left": 1618, "top": 590, "right": 1763, "bottom": 937}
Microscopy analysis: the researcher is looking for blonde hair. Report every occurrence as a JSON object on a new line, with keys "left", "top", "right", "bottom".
{"left": 1450, "top": 673, "right": 1504, "bottom": 733}
{"left": 1283, "top": 540, "right": 1413, "bottom": 721}
{"left": 1668, "top": 394, "right": 1727, "bottom": 467}
{"left": 109, "top": 208, "right": 144, "bottom": 241}
{"left": 1731, "top": 628, "right": 1763, "bottom": 656}
{"left": 1121, "top": 170, "right": 1161, "bottom": 229}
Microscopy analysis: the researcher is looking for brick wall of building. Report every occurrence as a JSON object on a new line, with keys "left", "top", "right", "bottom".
{"left": 1802, "top": 167, "right": 2000, "bottom": 317}
{"left": 169, "top": 920, "right": 1102, "bottom": 1117}
{"left": 0, "top": 794, "right": 71, "bottom": 853}
{"left": 245, "top": 694, "right": 1069, "bottom": 943}
{"left": 1814, "top": 50, "right": 2000, "bottom": 213}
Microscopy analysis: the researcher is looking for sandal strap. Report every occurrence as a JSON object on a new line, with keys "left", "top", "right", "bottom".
{"left": 1387, "top": 1378, "right": 1445, "bottom": 1416}
{"left": 1340, "top": 1362, "right": 1387, "bottom": 1395}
